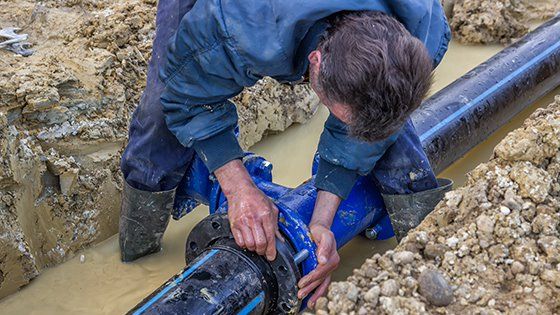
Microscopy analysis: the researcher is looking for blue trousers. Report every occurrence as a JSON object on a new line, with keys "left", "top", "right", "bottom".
{"left": 121, "top": 0, "right": 438, "bottom": 202}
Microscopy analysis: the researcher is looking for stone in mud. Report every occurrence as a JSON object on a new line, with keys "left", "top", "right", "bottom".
{"left": 476, "top": 214, "right": 494, "bottom": 235}
{"left": 392, "top": 251, "right": 415, "bottom": 265}
{"left": 326, "top": 282, "right": 359, "bottom": 313}
{"left": 510, "top": 261, "right": 525, "bottom": 274}
{"left": 380, "top": 279, "right": 399, "bottom": 297}
{"left": 424, "top": 243, "right": 448, "bottom": 259}
{"left": 314, "top": 297, "right": 328, "bottom": 311}
{"left": 363, "top": 286, "right": 380, "bottom": 305}
{"left": 509, "top": 162, "right": 551, "bottom": 203}
{"left": 379, "top": 296, "right": 427, "bottom": 314}
{"left": 540, "top": 270, "right": 560, "bottom": 288}
{"left": 418, "top": 269, "right": 454, "bottom": 306}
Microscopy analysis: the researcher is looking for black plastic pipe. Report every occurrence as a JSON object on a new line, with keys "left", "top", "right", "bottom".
{"left": 413, "top": 15, "right": 560, "bottom": 174}
{"left": 129, "top": 247, "right": 271, "bottom": 315}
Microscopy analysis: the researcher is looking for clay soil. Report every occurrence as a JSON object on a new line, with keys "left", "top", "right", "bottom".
{"left": 312, "top": 96, "right": 560, "bottom": 314}
{"left": 448, "top": 0, "right": 560, "bottom": 44}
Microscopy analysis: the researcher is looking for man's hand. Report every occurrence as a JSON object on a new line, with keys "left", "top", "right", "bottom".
{"left": 214, "top": 160, "right": 279, "bottom": 261}
{"left": 228, "top": 185, "right": 279, "bottom": 260}
{"left": 297, "top": 190, "right": 342, "bottom": 308}
{"left": 298, "top": 224, "right": 340, "bottom": 308}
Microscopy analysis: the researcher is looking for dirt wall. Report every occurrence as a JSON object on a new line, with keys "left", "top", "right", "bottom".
{"left": 312, "top": 96, "right": 560, "bottom": 315}
{"left": 447, "top": 0, "right": 560, "bottom": 44}
{"left": 0, "top": 0, "right": 318, "bottom": 299}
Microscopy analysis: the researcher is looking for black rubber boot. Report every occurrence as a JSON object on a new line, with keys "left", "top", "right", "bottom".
{"left": 119, "top": 180, "right": 175, "bottom": 262}
{"left": 382, "top": 178, "right": 453, "bottom": 242}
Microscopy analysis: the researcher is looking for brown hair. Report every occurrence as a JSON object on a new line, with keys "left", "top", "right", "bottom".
{"left": 318, "top": 11, "right": 433, "bottom": 141}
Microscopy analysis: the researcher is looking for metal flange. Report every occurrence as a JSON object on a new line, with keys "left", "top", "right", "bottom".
{"left": 185, "top": 214, "right": 302, "bottom": 314}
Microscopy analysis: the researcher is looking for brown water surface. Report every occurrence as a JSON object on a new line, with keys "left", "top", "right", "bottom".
{"left": 1, "top": 41, "right": 558, "bottom": 314}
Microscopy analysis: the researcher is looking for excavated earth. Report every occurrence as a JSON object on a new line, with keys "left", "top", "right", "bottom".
{"left": 446, "top": 0, "right": 560, "bottom": 44}
{"left": 311, "top": 96, "right": 560, "bottom": 315}
{"left": 0, "top": 0, "right": 318, "bottom": 299}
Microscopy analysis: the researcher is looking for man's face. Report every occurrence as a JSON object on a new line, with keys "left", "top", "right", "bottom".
{"left": 308, "top": 50, "right": 353, "bottom": 125}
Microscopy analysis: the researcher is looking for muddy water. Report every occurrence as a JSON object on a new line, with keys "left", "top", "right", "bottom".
{"left": 1, "top": 41, "right": 559, "bottom": 314}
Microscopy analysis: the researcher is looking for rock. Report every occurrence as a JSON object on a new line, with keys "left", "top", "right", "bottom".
{"left": 537, "top": 236, "right": 560, "bottom": 263}
{"left": 510, "top": 162, "right": 552, "bottom": 203}
{"left": 314, "top": 297, "right": 328, "bottom": 311}
{"left": 502, "top": 188, "right": 522, "bottom": 211}
{"left": 363, "top": 286, "right": 380, "bottom": 305}
{"left": 392, "top": 251, "right": 415, "bottom": 265}
{"left": 327, "top": 282, "right": 359, "bottom": 313}
{"left": 476, "top": 215, "right": 495, "bottom": 235}
{"left": 445, "top": 190, "right": 463, "bottom": 208}
{"left": 379, "top": 296, "right": 427, "bottom": 314}
{"left": 380, "top": 279, "right": 399, "bottom": 297}
{"left": 511, "top": 261, "right": 525, "bottom": 274}
{"left": 418, "top": 270, "right": 454, "bottom": 307}
{"left": 414, "top": 231, "right": 429, "bottom": 245}
{"left": 540, "top": 270, "right": 560, "bottom": 287}
{"left": 59, "top": 168, "right": 79, "bottom": 195}
{"left": 424, "top": 243, "right": 449, "bottom": 259}
{"left": 500, "top": 206, "right": 511, "bottom": 215}
{"left": 346, "top": 284, "right": 359, "bottom": 303}
{"left": 357, "top": 306, "right": 368, "bottom": 315}
{"left": 446, "top": 236, "right": 460, "bottom": 248}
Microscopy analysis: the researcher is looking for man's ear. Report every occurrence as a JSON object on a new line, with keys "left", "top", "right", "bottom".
{"left": 329, "top": 103, "right": 353, "bottom": 125}
{"left": 308, "top": 50, "right": 322, "bottom": 68}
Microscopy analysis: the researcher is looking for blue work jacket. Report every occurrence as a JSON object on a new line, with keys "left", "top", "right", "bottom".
{"left": 160, "top": 0, "right": 451, "bottom": 199}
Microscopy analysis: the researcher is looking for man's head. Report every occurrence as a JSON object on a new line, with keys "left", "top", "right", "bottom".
{"left": 308, "top": 11, "right": 433, "bottom": 142}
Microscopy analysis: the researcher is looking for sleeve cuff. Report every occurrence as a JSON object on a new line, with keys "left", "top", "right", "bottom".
{"left": 314, "top": 158, "right": 360, "bottom": 200}
{"left": 192, "top": 128, "right": 245, "bottom": 173}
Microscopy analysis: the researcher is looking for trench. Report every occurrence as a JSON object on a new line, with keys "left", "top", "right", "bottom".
{"left": 0, "top": 40, "right": 558, "bottom": 314}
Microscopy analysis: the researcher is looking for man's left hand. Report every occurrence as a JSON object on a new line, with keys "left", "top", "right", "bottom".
{"left": 297, "top": 224, "right": 340, "bottom": 308}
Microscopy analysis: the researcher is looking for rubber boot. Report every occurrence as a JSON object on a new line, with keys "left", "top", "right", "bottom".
{"left": 382, "top": 178, "right": 453, "bottom": 242}
{"left": 119, "top": 180, "right": 175, "bottom": 262}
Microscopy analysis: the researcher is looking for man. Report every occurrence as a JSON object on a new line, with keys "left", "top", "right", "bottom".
{"left": 120, "top": 0, "right": 450, "bottom": 308}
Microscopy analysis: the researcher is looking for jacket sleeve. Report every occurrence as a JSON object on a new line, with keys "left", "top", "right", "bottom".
{"left": 388, "top": 0, "right": 451, "bottom": 67}
{"left": 160, "top": 36, "right": 254, "bottom": 173}
{"left": 315, "top": 115, "right": 401, "bottom": 199}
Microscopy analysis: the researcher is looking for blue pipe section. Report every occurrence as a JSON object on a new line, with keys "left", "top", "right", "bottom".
{"left": 174, "top": 152, "right": 391, "bottom": 275}
{"left": 237, "top": 292, "right": 265, "bottom": 315}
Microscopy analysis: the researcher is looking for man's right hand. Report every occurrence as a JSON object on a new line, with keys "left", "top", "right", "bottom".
{"left": 214, "top": 159, "right": 279, "bottom": 261}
